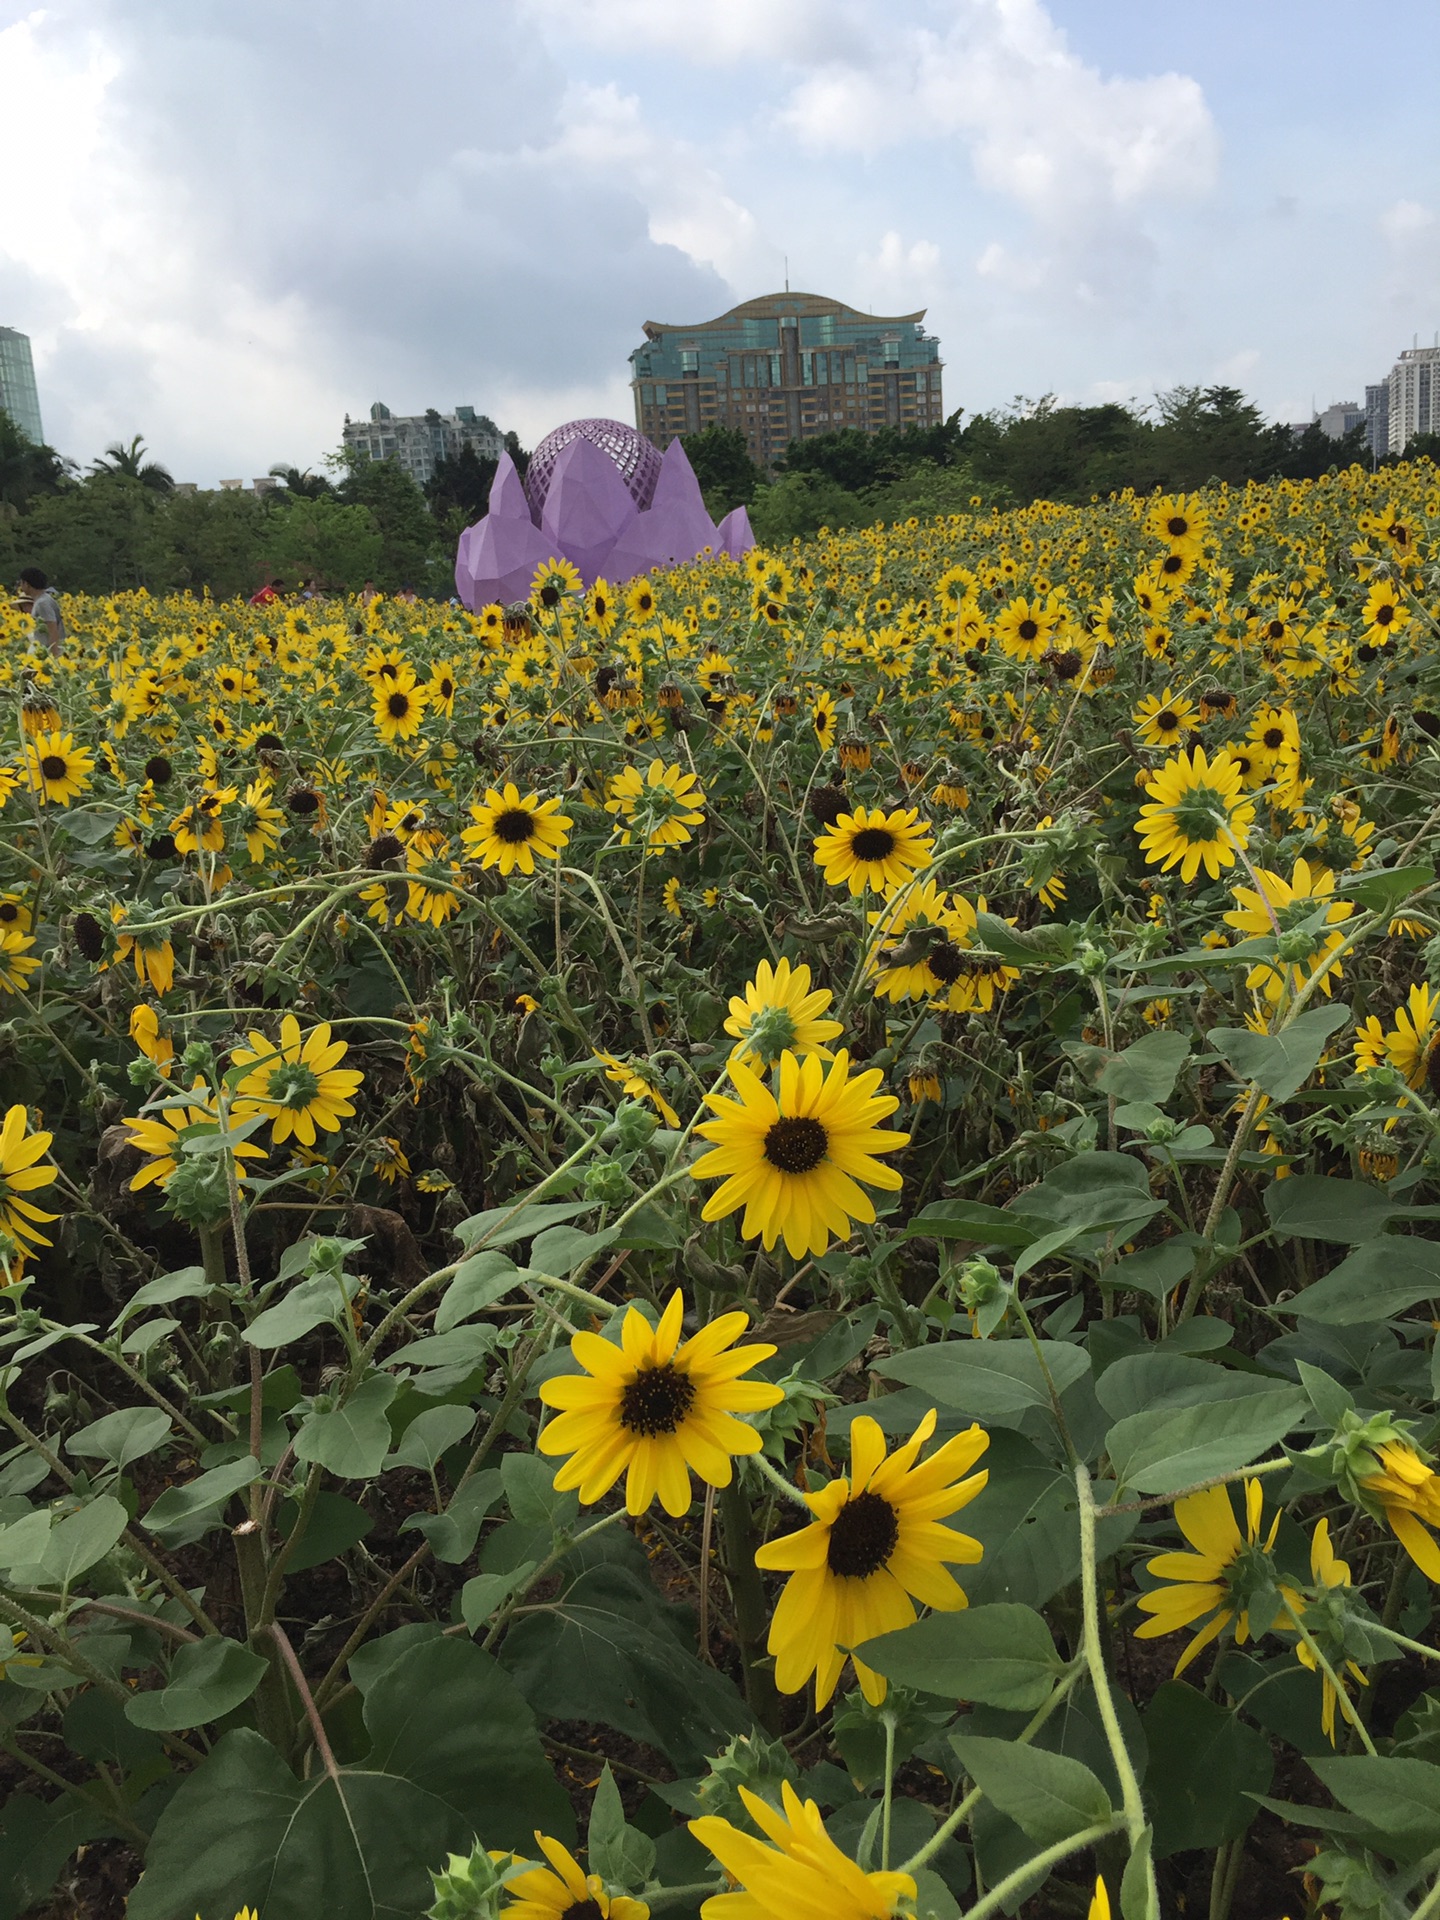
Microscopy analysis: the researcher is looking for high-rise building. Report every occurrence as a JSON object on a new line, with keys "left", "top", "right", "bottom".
{"left": 1316, "top": 400, "right": 1364, "bottom": 440}
{"left": 1364, "top": 383, "right": 1389, "bottom": 460}
{"left": 629, "top": 292, "right": 945, "bottom": 467}
{"left": 1386, "top": 340, "right": 1440, "bottom": 454}
{"left": 342, "top": 402, "right": 503, "bottom": 488}
{"left": 0, "top": 327, "right": 44, "bottom": 445}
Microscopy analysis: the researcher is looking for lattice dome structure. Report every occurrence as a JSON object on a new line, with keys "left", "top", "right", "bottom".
{"left": 524, "top": 418, "right": 663, "bottom": 518}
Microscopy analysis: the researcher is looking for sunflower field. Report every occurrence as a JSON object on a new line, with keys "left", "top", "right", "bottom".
{"left": 3, "top": 458, "right": 1440, "bottom": 1920}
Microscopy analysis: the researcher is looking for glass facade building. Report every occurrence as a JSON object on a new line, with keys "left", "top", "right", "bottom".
{"left": 0, "top": 327, "right": 44, "bottom": 445}
{"left": 629, "top": 292, "right": 944, "bottom": 466}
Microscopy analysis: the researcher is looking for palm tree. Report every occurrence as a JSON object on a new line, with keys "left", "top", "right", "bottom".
{"left": 268, "top": 464, "right": 333, "bottom": 499}
{"left": 91, "top": 435, "right": 174, "bottom": 493}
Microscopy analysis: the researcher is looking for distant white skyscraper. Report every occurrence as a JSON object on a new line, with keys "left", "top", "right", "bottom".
{"left": 341, "top": 402, "right": 503, "bottom": 488}
{"left": 1364, "top": 382, "right": 1389, "bottom": 459}
{"left": 1316, "top": 400, "right": 1364, "bottom": 440}
{"left": 1387, "top": 340, "right": 1440, "bottom": 453}
{"left": 0, "top": 327, "right": 44, "bottom": 444}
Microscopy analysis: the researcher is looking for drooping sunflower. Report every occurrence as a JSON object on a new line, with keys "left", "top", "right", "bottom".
{"left": 1222, "top": 858, "right": 1353, "bottom": 1006}
{"left": 1133, "top": 746, "right": 1256, "bottom": 883}
{"left": 1133, "top": 687, "right": 1197, "bottom": 751}
{"left": 1354, "top": 982, "right": 1440, "bottom": 1090}
{"left": 0, "top": 1105, "right": 59, "bottom": 1259}
{"left": 372, "top": 669, "right": 429, "bottom": 744}
{"left": 595, "top": 1051, "right": 682, "bottom": 1129}
{"left": 604, "top": 760, "right": 706, "bottom": 849}
{"left": 813, "top": 805, "right": 934, "bottom": 897}
{"left": 1290, "top": 1519, "right": 1368, "bottom": 1743}
{"left": 125, "top": 1080, "right": 267, "bottom": 1191}
{"left": 129, "top": 1003, "right": 174, "bottom": 1075}
{"left": 1359, "top": 1440, "right": 1440, "bottom": 1581}
{"left": 690, "top": 1780, "right": 915, "bottom": 1920}
{"left": 110, "top": 904, "right": 176, "bottom": 998}
{"left": 404, "top": 831, "right": 465, "bottom": 926}
{"left": 1134, "top": 1478, "right": 1293, "bottom": 1674}
{"left": 723, "top": 958, "right": 843, "bottom": 1069}
{"left": 537, "top": 1291, "right": 783, "bottom": 1517}
{"left": 231, "top": 1015, "right": 364, "bottom": 1147}
{"left": 755, "top": 1409, "right": 989, "bottom": 1707}
{"left": 461, "top": 783, "right": 573, "bottom": 875}
{"left": 23, "top": 730, "right": 95, "bottom": 807}
{"left": 691, "top": 1049, "right": 909, "bottom": 1258}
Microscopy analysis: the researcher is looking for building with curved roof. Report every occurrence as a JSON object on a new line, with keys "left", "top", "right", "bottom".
{"left": 628, "top": 291, "right": 944, "bottom": 467}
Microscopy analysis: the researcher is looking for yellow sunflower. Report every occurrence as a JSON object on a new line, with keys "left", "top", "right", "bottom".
{"left": 231, "top": 1015, "right": 364, "bottom": 1147}
{"left": 595, "top": 1051, "right": 682, "bottom": 1129}
{"left": 1134, "top": 1479, "right": 1292, "bottom": 1675}
{"left": 993, "top": 595, "right": 1055, "bottom": 663}
{"left": 1133, "top": 687, "right": 1197, "bottom": 750}
{"left": 723, "top": 958, "right": 843, "bottom": 1069}
{"left": 372, "top": 669, "right": 429, "bottom": 744}
{"left": 813, "top": 806, "right": 934, "bottom": 897}
{"left": 0, "top": 1105, "right": 59, "bottom": 1259}
{"left": 531, "top": 555, "right": 583, "bottom": 610}
{"left": 501, "top": 1835, "right": 646, "bottom": 1920}
{"left": 125, "top": 1080, "right": 267, "bottom": 1191}
{"left": 237, "top": 778, "right": 286, "bottom": 866}
{"left": 691, "top": 1049, "right": 909, "bottom": 1258}
{"left": 604, "top": 760, "right": 706, "bottom": 849}
{"left": 462, "top": 784, "right": 573, "bottom": 875}
{"left": 24, "top": 730, "right": 94, "bottom": 807}
{"left": 755, "top": 1409, "right": 989, "bottom": 1707}
{"left": 0, "top": 929, "right": 41, "bottom": 997}
{"left": 1354, "top": 982, "right": 1440, "bottom": 1089}
{"left": 1222, "top": 858, "right": 1353, "bottom": 1006}
{"left": 110, "top": 904, "right": 176, "bottom": 998}
{"left": 404, "top": 832, "right": 464, "bottom": 926}
{"left": 1291, "top": 1520, "right": 1368, "bottom": 1743}
{"left": 537, "top": 1291, "right": 783, "bottom": 1517}
{"left": 1362, "top": 578, "right": 1407, "bottom": 646}
{"left": 1133, "top": 746, "right": 1255, "bottom": 883}
{"left": 690, "top": 1780, "right": 915, "bottom": 1920}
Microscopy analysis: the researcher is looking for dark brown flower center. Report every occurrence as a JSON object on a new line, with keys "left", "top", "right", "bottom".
{"left": 851, "top": 826, "right": 896, "bottom": 862}
{"left": 40, "top": 755, "right": 67, "bottom": 781}
{"left": 1160, "top": 552, "right": 1185, "bottom": 575}
{"left": 1262, "top": 727, "right": 1284, "bottom": 750}
{"left": 1166, "top": 514, "right": 1190, "bottom": 538}
{"left": 387, "top": 691, "right": 411, "bottom": 718}
{"left": 619, "top": 1363, "right": 696, "bottom": 1437}
{"left": 763, "top": 1115, "right": 828, "bottom": 1174}
{"left": 493, "top": 807, "right": 536, "bottom": 844}
{"left": 1375, "top": 603, "right": 1395, "bottom": 624}
{"left": 1017, "top": 618, "right": 1039, "bottom": 641}
{"left": 1156, "top": 709, "right": 1177, "bottom": 731}
{"left": 926, "top": 940, "right": 968, "bottom": 985}
{"left": 562, "top": 1903, "right": 605, "bottom": 1920}
{"left": 827, "top": 1489, "right": 900, "bottom": 1578}
{"left": 365, "top": 833, "right": 403, "bottom": 868}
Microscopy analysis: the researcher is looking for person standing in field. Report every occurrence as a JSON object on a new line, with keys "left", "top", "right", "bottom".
{"left": 15, "top": 568, "right": 64, "bottom": 656}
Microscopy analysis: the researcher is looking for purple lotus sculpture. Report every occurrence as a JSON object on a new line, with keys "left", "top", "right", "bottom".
{"left": 454, "top": 417, "right": 753, "bottom": 610}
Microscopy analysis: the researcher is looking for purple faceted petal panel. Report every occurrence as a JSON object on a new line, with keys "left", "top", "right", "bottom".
{"left": 454, "top": 425, "right": 753, "bottom": 610}
{"left": 526, "top": 418, "right": 662, "bottom": 518}
{"left": 455, "top": 453, "right": 564, "bottom": 607}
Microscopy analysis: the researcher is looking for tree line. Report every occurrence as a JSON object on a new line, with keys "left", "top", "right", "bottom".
{"left": 2, "top": 388, "right": 1428, "bottom": 599}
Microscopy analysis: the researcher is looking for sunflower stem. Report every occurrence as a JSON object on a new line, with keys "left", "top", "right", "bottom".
{"left": 960, "top": 1819, "right": 1120, "bottom": 1920}
{"left": 881, "top": 1707, "right": 897, "bottom": 1870}
{"left": 717, "top": 1476, "right": 783, "bottom": 1734}
{"left": 747, "top": 1448, "right": 814, "bottom": 1509}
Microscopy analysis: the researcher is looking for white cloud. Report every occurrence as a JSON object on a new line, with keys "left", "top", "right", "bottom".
{"left": 518, "top": 0, "right": 863, "bottom": 68}
{"left": 1381, "top": 199, "right": 1436, "bottom": 243}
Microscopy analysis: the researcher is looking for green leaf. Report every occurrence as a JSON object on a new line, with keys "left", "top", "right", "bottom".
{"left": 388, "top": 1404, "right": 475, "bottom": 1470}
{"left": 143, "top": 1458, "right": 262, "bottom": 1546}
{"left": 857, "top": 1604, "right": 1063, "bottom": 1710}
{"left": 973, "top": 911, "right": 1075, "bottom": 964}
{"left": 529, "top": 1223, "right": 618, "bottom": 1275}
{"left": 453, "top": 1199, "right": 593, "bottom": 1253}
{"left": 276, "top": 1491, "right": 373, "bottom": 1573}
{"left": 1207, "top": 1004, "right": 1350, "bottom": 1102}
{"left": 1095, "top": 1031, "right": 1191, "bottom": 1104}
{"left": 1096, "top": 1354, "right": 1289, "bottom": 1423}
{"left": 1106, "top": 1389, "right": 1304, "bottom": 1494}
{"left": 460, "top": 1563, "right": 538, "bottom": 1634}
{"left": 902, "top": 1199, "right": 1038, "bottom": 1246}
{"left": 1294, "top": 1360, "right": 1354, "bottom": 1428}
{"left": 111, "top": 1265, "right": 208, "bottom": 1334}
{"left": 1279, "top": 1236, "right": 1440, "bottom": 1323}
{"left": 1264, "top": 1175, "right": 1407, "bottom": 1244}
{"left": 1338, "top": 865, "right": 1435, "bottom": 913}
{"left": 875, "top": 1339, "right": 1089, "bottom": 1425}
{"left": 951, "top": 1733, "right": 1113, "bottom": 1845}
{"left": 243, "top": 1274, "right": 350, "bottom": 1348}
{"left": 1100, "top": 1242, "right": 1193, "bottom": 1300}
{"left": 383, "top": 1324, "right": 496, "bottom": 1374}
{"left": 1120, "top": 1827, "right": 1157, "bottom": 1920}
{"left": 65, "top": 1407, "right": 172, "bottom": 1474}
{"left": 0, "top": 1509, "right": 52, "bottom": 1572}
{"left": 588, "top": 1761, "right": 656, "bottom": 1890}
{"left": 400, "top": 1469, "right": 503, "bottom": 1563}
{"left": 1019, "top": 1153, "right": 1168, "bottom": 1239}
{"left": 130, "top": 1644, "right": 573, "bottom": 1920}
{"left": 293, "top": 1372, "right": 398, "bottom": 1480}
{"left": 1142, "top": 1683, "right": 1273, "bottom": 1858}
{"left": 434, "top": 1250, "right": 523, "bottom": 1333}
{"left": 501, "top": 1563, "right": 752, "bottom": 1771}
{"left": 1312, "top": 1754, "right": 1440, "bottom": 1850}
{"left": 0, "top": 1794, "right": 116, "bottom": 1920}
{"left": 502, "top": 1452, "right": 579, "bottom": 1531}
{"left": 37, "top": 1495, "right": 129, "bottom": 1587}
{"left": 125, "top": 1635, "right": 268, "bottom": 1731}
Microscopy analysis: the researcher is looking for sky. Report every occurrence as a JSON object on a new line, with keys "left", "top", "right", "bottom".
{"left": 4, "top": 0, "right": 1439, "bottom": 487}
